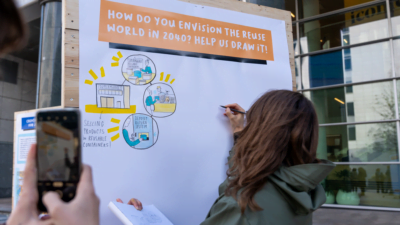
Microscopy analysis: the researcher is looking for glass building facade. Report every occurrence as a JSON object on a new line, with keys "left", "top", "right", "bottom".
{"left": 248, "top": 0, "right": 400, "bottom": 210}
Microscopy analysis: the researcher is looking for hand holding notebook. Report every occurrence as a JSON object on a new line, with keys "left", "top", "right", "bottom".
{"left": 108, "top": 201, "right": 173, "bottom": 225}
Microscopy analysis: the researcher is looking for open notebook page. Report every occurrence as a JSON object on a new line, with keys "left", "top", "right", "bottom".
{"left": 108, "top": 201, "right": 174, "bottom": 225}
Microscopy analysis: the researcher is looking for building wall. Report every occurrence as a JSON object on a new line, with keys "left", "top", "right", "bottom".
{"left": 247, "top": 0, "right": 400, "bottom": 220}
{"left": 0, "top": 55, "right": 37, "bottom": 197}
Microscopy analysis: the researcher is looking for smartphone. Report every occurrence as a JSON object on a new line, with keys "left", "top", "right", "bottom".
{"left": 35, "top": 109, "right": 81, "bottom": 212}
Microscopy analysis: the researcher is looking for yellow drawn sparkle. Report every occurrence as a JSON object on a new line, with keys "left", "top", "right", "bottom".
{"left": 111, "top": 118, "right": 120, "bottom": 124}
{"left": 111, "top": 133, "right": 120, "bottom": 142}
{"left": 111, "top": 51, "right": 123, "bottom": 67}
{"left": 85, "top": 80, "right": 93, "bottom": 85}
{"left": 159, "top": 72, "right": 164, "bottom": 81}
{"left": 159, "top": 72, "right": 176, "bottom": 84}
{"left": 165, "top": 74, "right": 171, "bottom": 82}
{"left": 100, "top": 67, "right": 105, "bottom": 77}
{"left": 89, "top": 69, "right": 98, "bottom": 80}
{"left": 108, "top": 126, "right": 119, "bottom": 133}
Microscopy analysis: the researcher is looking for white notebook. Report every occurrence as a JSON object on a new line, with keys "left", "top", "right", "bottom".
{"left": 108, "top": 201, "right": 174, "bottom": 225}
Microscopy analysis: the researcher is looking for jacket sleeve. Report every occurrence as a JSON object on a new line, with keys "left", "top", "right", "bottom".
{"left": 200, "top": 198, "right": 249, "bottom": 225}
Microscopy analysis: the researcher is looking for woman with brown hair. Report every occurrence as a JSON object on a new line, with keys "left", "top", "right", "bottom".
{"left": 118, "top": 90, "right": 335, "bottom": 225}
{"left": 0, "top": 0, "right": 26, "bottom": 55}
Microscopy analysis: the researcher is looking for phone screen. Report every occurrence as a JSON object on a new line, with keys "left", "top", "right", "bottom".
{"left": 36, "top": 111, "right": 80, "bottom": 182}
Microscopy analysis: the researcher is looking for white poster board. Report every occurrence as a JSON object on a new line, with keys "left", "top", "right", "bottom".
{"left": 12, "top": 110, "right": 37, "bottom": 208}
{"left": 79, "top": 0, "right": 292, "bottom": 224}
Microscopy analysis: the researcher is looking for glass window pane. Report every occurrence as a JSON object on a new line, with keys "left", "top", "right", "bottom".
{"left": 295, "top": 57, "right": 301, "bottom": 90}
{"left": 247, "top": 0, "right": 296, "bottom": 21}
{"left": 347, "top": 102, "right": 355, "bottom": 116}
{"left": 348, "top": 125, "right": 356, "bottom": 140}
{"left": 317, "top": 123, "right": 399, "bottom": 162}
{"left": 323, "top": 164, "right": 400, "bottom": 208}
{"left": 300, "top": 3, "right": 388, "bottom": 53}
{"left": 394, "top": 39, "right": 400, "bottom": 77}
{"left": 391, "top": 0, "right": 400, "bottom": 36}
{"left": 293, "top": 25, "right": 299, "bottom": 55}
{"left": 299, "top": 0, "right": 377, "bottom": 19}
{"left": 301, "top": 42, "right": 392, "bottom": 89}
{"left": 303, "top": 81, "right": 395, "bottom": 124}
{"left": 396, "top": 80, "right": 400, "bottom": 114}
{"left": 346, "top": 85, "right": 353, "bottom": 93}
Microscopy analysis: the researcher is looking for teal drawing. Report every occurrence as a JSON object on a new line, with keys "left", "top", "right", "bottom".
{"left": 122, "top": 114, "right": 159, "bottom": 149}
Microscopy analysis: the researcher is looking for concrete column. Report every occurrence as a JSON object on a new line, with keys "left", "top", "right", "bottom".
{"left": 302, "top": 0, "right": 321, "bottom": 53}
{"left": 36, "top": 0, "right": 62, "bottom": 108}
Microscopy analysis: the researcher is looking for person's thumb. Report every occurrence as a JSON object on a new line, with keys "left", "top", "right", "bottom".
{"left": 225, "top": 107, "right": 234, "bottom": 119}
{"left": 43, "top": 192, "right": 65, "bottom": 215}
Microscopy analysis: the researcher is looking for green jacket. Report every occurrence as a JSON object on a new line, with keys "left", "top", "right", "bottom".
{"left": 200, "top": 146, "right": 335, "bottom": 225}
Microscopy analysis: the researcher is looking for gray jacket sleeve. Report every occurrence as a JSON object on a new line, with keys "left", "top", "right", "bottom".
{"left": 200, "top": 197, "right": 250, "bottom": 225}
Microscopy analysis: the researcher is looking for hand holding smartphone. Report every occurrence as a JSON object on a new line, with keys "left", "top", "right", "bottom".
{"left": 36, "top": 109, "right": 82, "bottom": 212}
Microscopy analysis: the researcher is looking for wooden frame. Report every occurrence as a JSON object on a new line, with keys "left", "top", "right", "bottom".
{"left": 61, "top": 0, "right": 295, "bottom": 108}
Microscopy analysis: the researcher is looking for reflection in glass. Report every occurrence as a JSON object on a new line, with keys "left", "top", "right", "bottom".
{"left": 301, "top": 42, "right": 392, "bottom": 89}
{"left": 323, "top": 164, "right": 400, "bottom": 208}
{"left": 317, "top": 123, "right": 398, "bottom": 162}
{"left": 295, "top": 57, "right": 300, "bottom": 90}
{"left": 394, "top": 39, "right": 400, "bottom": 77}
{"left": 391, "top": 0, "right": 400, "bottom": 36}
{"left": 247, "top": 0, "right": 297, "bottom": 21}
{"left": 293, "top": 25, "right": 299, "bottom": 55}
{"left": 397, "top": 80, "right": 400, "bottom": 115}
{"left": 300, "top": 3, "right": 388, "bottom": 53}
{"left": 304, "top": 81, "right": 395, "bottom": 124}
{"left": 298, "top": 0, "right": 377, "bottom": 19}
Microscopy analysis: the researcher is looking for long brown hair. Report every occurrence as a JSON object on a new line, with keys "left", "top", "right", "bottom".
{"left": 0, "top": 0, "right": 25, "bottom": 55}
{"left": 225, "top": 90, "right": 319, "bottom": 213}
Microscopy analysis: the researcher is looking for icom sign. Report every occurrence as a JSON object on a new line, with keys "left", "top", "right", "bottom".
{"left": 345, "top": 0, "right": 399, "bottom": 25}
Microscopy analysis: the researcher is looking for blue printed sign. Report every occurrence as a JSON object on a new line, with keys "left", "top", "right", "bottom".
{"left": 21, "top": 117, "right": 35, "bottom": 130}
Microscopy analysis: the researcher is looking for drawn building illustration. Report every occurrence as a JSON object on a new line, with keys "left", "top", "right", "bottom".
{"left": 96, "top": 84, "right": 130, "bottom": 108}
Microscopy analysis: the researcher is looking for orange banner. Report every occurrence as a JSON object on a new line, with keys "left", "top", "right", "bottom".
{"left": 99, "top": 0, "right": 274, "bottom": 61}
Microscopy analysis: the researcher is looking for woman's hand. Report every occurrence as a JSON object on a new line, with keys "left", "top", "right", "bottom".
{"left": 224, "top": 103, "right": 245, "bottom": 133}
{"left": 7, "top": 145, "right": 100, "bottom": 225}
{"left": 116, "top": 198, "right": 143, "bottom": 211}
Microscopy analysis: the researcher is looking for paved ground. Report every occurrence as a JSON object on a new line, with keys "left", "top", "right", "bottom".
{"left": 314, "top": 208, "right": 400, "bottom": 225}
